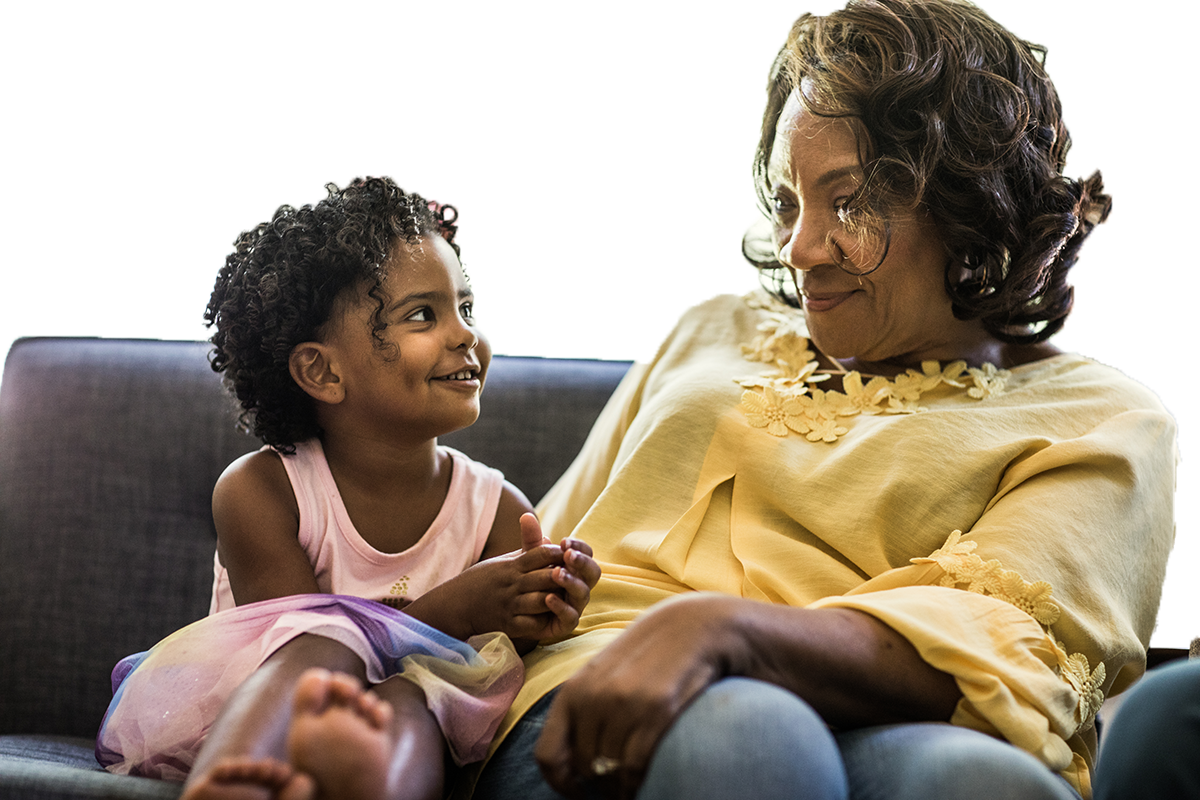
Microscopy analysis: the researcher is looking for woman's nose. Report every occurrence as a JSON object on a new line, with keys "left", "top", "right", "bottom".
{"left": 776, "top": 212, "right": 833, "bottom": 272}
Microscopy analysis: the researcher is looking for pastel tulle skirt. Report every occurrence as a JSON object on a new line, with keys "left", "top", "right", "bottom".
{"left": 95, "top": 594, "right": 523, "bottom": 780}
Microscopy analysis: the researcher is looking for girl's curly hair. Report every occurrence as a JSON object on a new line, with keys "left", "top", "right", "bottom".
{"left": 204, "top": 176, "right": 460, "bottom": 452}
{"left": 745, "top": 0, "right": 1111, "bottom": 344}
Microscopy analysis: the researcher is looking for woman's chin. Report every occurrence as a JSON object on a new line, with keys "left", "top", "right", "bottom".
{"left": 807, "top": 331, "right": 861, "bottom": 363}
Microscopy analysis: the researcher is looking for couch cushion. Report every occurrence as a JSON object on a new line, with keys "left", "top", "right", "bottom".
{"left": 441, "top": 355, "right": 632, "bottom": 505}
{"left": 0, "top": 338, "right": 631, "bottom": 741}
{"left": 0, "top": 338, "right": 261, "bottom": 738}
{"left": 0, "top": 735, "right": 179, "bottom": 798}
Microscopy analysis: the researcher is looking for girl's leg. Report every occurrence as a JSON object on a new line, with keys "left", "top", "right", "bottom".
{"left": 182, "top": 632, "right": 445, "bottom": 800}
{"left": 474, "top": 678, "right": 848, "bottom": 800}
{"left": 287, "top": 669, "right": 445, "bottom": 800}
{"left": 836, "top": 722, "right": 1080, "bottom": 800}
{"left": 183, "top": 633, "right": 366, "bottom": 800}
{"left": 1094, "top": 659, "right": 1200, "bottom": 800}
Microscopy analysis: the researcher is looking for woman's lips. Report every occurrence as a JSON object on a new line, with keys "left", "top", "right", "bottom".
{"left": 802, "top": 291, "right": 856, "bottom": 313}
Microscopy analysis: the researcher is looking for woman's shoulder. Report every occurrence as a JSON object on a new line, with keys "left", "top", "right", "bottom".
{"left": 1007, "top": 351, "right": 1172, "bottom": 415}
{"left": 678, "top": 291, "right": 777, "bottom": 329}
{"left": 648, "top": 291, "right": 786, "bottom": 364}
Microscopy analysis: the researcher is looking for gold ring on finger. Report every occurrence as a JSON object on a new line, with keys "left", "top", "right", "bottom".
{"left": 590, "top": 755, "right": 621, "bottom": 776}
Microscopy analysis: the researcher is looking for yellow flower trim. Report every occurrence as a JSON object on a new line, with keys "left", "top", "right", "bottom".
{"left": 913, "top": 530, "right": 1106, "bottom": 731}
{"left": 737, "top": 294, "right": 1011, "bottom": 442}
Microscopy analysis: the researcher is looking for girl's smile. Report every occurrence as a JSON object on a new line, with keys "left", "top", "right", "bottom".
{"left": 316, "top": 235, "right": 492, "bottom": 446}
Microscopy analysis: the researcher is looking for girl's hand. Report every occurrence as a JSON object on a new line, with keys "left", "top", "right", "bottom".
{"left": 405, "top": 514, "right": 598, "bottom": 645}
{"left": 528, "top": 515, "right": 601, "bottom": 641}
{"left": 534, "top": 594, "right": 736, "bottom": 800}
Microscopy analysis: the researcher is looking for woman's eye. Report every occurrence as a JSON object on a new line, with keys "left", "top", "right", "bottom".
{"left": 834, "top": 197, "right": 853, "bottom": 224}
{"left": 771, "top": 194, "right": 795, "bottom": 216}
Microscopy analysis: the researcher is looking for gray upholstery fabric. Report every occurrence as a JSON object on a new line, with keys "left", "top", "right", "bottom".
{"left": 0, "top": 736, "right": 180, "bottom": 799}
{"left": 0, "top": 337, "right": 630, "bottom": 800}
{"left": 441, "top": 355, "right": 632, "bottom": 504}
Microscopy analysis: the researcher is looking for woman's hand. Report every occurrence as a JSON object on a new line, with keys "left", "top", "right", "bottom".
{"left": 535, "top": 594, "right": 739, "bottom": 799}
{"left": 533, "top": 593, "right": 961, "bottom": 800}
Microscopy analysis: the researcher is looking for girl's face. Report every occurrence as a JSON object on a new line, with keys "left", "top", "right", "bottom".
{"left": 321, "top": 235, "right": 491, "bottom": 444}
{"left": 767, "top": 92, "right": 993, "bottom": 367}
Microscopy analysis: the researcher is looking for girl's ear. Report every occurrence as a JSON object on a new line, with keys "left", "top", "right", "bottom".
{"left": 288, "top": 342, "right": 345, "bottom": 404}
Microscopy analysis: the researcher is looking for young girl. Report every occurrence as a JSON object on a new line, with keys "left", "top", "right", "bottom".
{"left": 96, "top": 177, "right": 599, "bottom": 800}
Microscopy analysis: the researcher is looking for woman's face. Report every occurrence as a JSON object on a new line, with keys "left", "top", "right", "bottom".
{"left": 767, "top": 92, "right": 987, "bottom": 366}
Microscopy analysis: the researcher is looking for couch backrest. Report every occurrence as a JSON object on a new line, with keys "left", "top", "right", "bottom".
{"left": 0, "top": 337, "right": 629, "bottom": 737}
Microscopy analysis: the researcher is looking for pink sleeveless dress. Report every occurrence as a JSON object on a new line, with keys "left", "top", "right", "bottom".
{"left": 96, "top": 442, "right": 524, "bottom": 780}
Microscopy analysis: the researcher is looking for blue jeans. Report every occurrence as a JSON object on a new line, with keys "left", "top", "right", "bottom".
{"left": 473, "top": 677, "right": 1081, "bottom": 800}
{"left": 1094, "top": 658, "right": 1200, "bottom": 799}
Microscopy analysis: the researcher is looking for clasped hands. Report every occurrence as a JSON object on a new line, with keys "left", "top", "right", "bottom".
{"left": 410, "top": 513, "right": 600, "bottom": 648}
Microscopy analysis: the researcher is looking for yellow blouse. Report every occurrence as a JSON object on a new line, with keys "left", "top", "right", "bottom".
{"left": 497, "top": 292, "right": 1177, "bottom": 798}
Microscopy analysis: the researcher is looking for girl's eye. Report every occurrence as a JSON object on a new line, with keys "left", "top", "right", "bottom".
{"left": 406, "top": 307, "right": 433, "bottom": 322}
{"left": 460, "top": 302, "right": 475, "bottom": 323}
{"left": 771, "top": 193, "right": 795, "bottom": 216}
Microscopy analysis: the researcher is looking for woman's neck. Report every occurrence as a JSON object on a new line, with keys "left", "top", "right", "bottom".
{"left": 820, "top": 338, "right": 1062, "bottom": 378}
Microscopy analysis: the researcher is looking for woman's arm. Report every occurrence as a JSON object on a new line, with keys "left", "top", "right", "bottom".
{"left": 212, "top": 450, "right": 320, "bottom": 604}
{"left": 535, "top": 592, "right": 958, "bottom": 797}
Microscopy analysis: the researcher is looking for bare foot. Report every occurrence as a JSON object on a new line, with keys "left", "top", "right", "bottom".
{"left": 285, "top": 669, "right": 401, "bottom": 800}
{"left": 182, "top": 756, "right": 316, "bottom": 800}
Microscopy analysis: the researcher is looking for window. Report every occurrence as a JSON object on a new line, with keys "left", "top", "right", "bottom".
{"left": 456, "top": 0, "right": 1089, "bottom": 359}
{"left": 4, "top": 0, "right": 1195, "bottom": 633}
{"left": 0, "top": 0, "right": 343, "bottom": 352}
{"left": 456, "top": 0, "right": 1200, "bottom": 638}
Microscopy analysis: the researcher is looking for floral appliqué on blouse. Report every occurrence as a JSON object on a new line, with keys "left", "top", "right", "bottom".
{"left": 914, "top": 530, "right": 1106, "bottom": 731}
{"left": 736, "top": 294, "right": 1012, "bottom": 442}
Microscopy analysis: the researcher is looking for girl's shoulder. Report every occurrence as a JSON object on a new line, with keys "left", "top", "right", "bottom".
{"left": 213, "top": 446, "right": 298, "bottom": 521}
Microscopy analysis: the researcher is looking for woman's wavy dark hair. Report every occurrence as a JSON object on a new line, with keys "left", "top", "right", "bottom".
{"left": 745, "top": 0, "right": 1111, "bottom": 344}
{"left": 204, "top": 176, "right": 460, "bottom": 452}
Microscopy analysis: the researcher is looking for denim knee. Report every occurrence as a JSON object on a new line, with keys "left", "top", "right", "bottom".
{"left": 1095, "top": 659, "right": 1200, "bottom": 800}
{"left": 638, "top": 677, "right": 848, "bottom": 800}
{"left": 838, "top": 722, "right": 1079, "bottom": 800}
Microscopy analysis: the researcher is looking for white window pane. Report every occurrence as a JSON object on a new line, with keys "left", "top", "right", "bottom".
{"left": 1, "top": 0, "right": 343, "bottom": 357}
{"left": 460, "top": 0, "right": 1099, "bottom": 357}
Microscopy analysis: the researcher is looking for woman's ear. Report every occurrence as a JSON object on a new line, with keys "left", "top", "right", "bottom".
{"left": 288, "top": 342, "right": 345, "bottom": 404}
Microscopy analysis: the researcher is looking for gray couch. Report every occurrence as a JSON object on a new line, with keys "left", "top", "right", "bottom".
{"left": 0, "top": 337, "right": 631, "bottom": 800}
{"left": 1, "top": 336, "right": 1187, "bottom": 800}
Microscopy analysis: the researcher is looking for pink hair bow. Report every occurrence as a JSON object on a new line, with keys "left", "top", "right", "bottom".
{"left": 432, "top": 190, "right": 468, "bottom": 244}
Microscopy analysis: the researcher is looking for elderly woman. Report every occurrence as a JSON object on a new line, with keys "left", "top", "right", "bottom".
{"left": 470, "top": 1, "right": 1176, "bottom": 799}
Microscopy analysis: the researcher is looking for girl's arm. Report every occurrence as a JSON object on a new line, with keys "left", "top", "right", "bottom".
{"left": 212, "top": 450, "right": 320, "bottom": 604}
{"left": 535, "top": 593, "right": 960, "bottom": 797}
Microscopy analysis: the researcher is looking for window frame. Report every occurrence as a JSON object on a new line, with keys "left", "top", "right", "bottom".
{"left": 350, "top": 0, "right": 1200, "bottom": 638}
{"left": 1089, "top": 0, "right": 1200, "bottom": 638}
